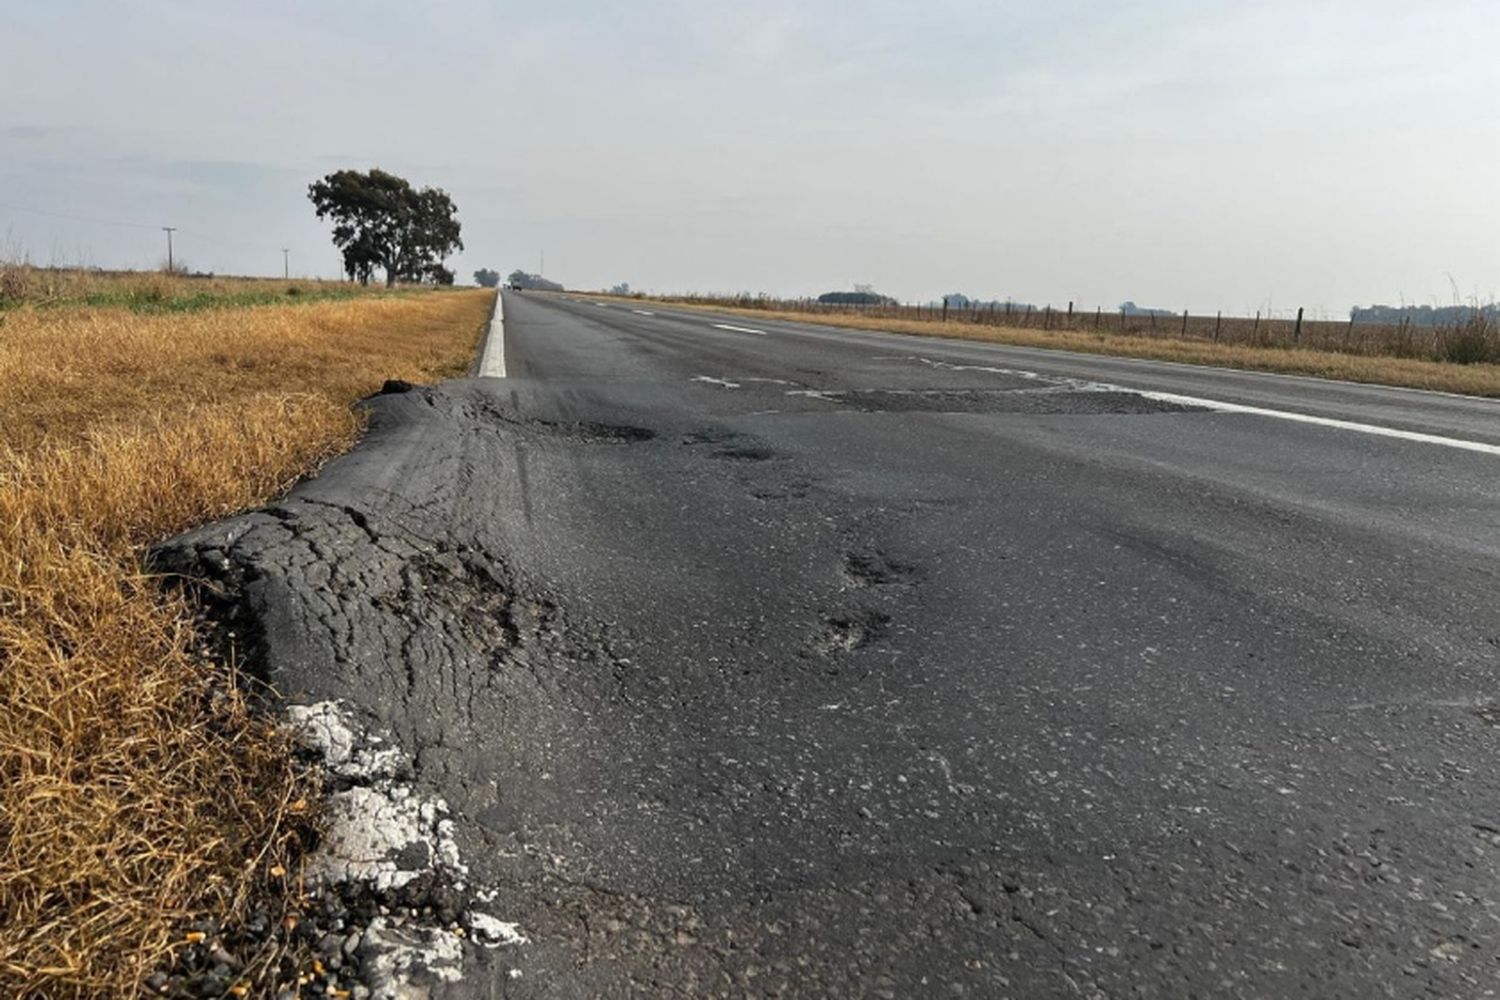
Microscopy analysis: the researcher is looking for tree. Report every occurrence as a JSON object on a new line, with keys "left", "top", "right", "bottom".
{"left": 307, "top": 168, "right": 464, "bottom": 286}
{"left": 473, "top": 268, "right": 501, "bottom": 288}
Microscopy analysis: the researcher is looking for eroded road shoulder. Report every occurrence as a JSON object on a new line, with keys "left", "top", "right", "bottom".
{"left": 153, "top": 380, "right": 662, "bottom": 996}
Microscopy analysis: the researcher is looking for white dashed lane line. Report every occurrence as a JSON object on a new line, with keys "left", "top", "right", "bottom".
{"left": 712, "top": 323, "right": 767, "bottom": 336}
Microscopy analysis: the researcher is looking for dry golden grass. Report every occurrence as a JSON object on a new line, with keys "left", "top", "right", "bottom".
{"left": 0, "top": 289, "right": 491, "bottom": 997}
{"left": 604, "top": 297, "right": 1500, "bottom": 397}
{"left": 0, "top": 264, "right": 375, "bottom": 312}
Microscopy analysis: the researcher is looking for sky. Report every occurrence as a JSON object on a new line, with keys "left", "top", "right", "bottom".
{"left": 2, "top": 0, "right": 1497, "bottom": 314}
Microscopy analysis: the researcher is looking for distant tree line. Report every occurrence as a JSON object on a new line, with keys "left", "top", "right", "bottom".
{"left": 1350, "top": 304, "right": 1500, "bottom": 327}
{"left": 818, "top": 291, "right": 895, "bottom": 306}
{"left": 473, "top": 268, "right": 501, "bottom": 288}
{"left": 509, "top": 270, "right": 563, "bottom": 291}
{"left": 1118, "top": 301, "right": 1177, "bottom": 317}
{"left": 940, "top": 293, "right": 1042, "bottom": 311}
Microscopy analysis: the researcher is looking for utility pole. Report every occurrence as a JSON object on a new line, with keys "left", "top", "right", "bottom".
{"left": 281, "top": 248, "right": 290, "bottom": 280}
{"left": 161, "top": 227, "right": 176, "bottom": 273}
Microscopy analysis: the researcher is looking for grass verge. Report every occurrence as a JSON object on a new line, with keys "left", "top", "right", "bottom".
{"left": 0, "top": 288, "right": 492, "bottom": 997}
{"left": 0, "top": 265, "right": 399, "bottom": 314}
{"left": 604, "top": 297, "right": 1500, "bottom": 397}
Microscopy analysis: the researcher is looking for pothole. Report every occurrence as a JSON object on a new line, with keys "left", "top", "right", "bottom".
{"left": 843, "top": 550, "right": 920, "bottom": 588}
{"left": 713, "top": 445, "right": 776, "bottom": 462}
{"left": 537, "top": 419, "right": 656, "bottom": 443}
{"left": 467, "top": 397, "right": 655, "bottom": 443}
{"left": 811, "top": 611, "right": 892, "bottom": 654}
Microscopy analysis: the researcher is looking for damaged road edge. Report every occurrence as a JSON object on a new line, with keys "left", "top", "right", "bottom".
{"left": 147, "top": 380, "right": 597, "bottom": 998}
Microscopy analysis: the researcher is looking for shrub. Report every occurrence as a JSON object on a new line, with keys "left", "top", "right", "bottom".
{"left": 1438, "top": 311, "right": 1498, "bottom": 365}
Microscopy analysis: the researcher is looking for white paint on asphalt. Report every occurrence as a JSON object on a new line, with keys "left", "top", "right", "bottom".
{"left": 631, "top": 309, "right": 656, "bottom": 316}
{"left": 692, "top": 375, "right": 742, "bottom": 389}
{"left": 713, "top": 323, "right": 767, "bottom": 336}
{"left": 1135, "top": 390, "right": 1500, "bottom": 456}
{"left": 913, "top": 356, "right": 1500, "bottom": 457}
{"left": 363, "top": 919, "right": 465, "bottom": 992}
{"left": 468, "top": 914, "right": 529, "bottom": 946}
{"left": 286, "top": 700, "right": 529, "bottom": 995}
{"left": 477, "top": 292, "right": 507, "bottom": 378}
{"left": 286, "top": 702, "right": 463, "bottom": 892}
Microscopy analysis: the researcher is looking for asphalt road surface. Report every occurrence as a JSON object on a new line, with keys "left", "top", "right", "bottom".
{"left": 168, "top": 291, "right": 1500, "bottom": 997}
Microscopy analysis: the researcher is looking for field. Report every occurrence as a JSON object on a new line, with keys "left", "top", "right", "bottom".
{"left": 613, "top": 294, "right": 1500, "bottom": 397}
{"left": 0, "top": 264, "right": 381, "bottom": 314}
{"left": 0, "top": 271, "right": 492, "bottom": 997}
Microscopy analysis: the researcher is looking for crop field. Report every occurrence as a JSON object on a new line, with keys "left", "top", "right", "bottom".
{"left": 0, "top": 274, "right": 491, "bottom": 997}
{"left": 619, "top": 293, "right": 1500, "bottom": 396}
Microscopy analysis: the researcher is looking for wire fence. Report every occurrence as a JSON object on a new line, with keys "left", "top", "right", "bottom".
{"left": 651, "top": 294, "right": 1500, "bottom": 366}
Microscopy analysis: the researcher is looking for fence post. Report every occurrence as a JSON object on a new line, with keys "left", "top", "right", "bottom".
{"left": 1214, "top": 311, "right": 1222, "bottom": 342}
{"left": 942, "top": 299, "right": 948, "bottom": 322}
{"left": 1294, "top": 306, "right": 1304, "bottom": 344}
{"left": 1095, "top": 306, "right": 1101, "bottom": 331}
{"left": 1181, "top": 310, "right": 1188, "bottom": 337}
{"left": 1067, "top": 301, "right": 1074, "bottom": 322}
{"left": 1025, "top": 304, "right": 1033, "bottom": 327}
{"left": 1252, "top": 311, "right": 1261, "bottom": 341}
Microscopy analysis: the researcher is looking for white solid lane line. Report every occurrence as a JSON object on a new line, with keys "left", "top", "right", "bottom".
{"left": 477, "top": 292, "right": 506, "bottom": 378}
{"left": 713, "top": 323, "right": 767, "bottom": 336}
{"left": 631, "top": 309, "right": 656, "bottom": 316}
{"left": 1137, "top": 389, "right": 1500, "bottom": 457}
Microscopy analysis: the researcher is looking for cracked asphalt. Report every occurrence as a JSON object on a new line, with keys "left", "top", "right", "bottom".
{"left": 162, "top": 291, "right": 1500, "bottom": 997}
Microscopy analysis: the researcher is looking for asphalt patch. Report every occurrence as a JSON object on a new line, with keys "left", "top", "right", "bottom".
{"left": 819, "top": 388, "right": 1196, "bottom": 415}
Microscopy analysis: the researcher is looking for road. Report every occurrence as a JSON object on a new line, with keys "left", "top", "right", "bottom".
{"left": 167, "top": 291, "right": 1500, "bottom": 997}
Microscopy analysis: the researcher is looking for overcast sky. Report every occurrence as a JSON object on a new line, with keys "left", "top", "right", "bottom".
{"left": 3, "top": 1, "right": 1496, "bottom": 313}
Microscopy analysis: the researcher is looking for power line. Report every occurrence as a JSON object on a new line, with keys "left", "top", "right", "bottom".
{"left": 0, "top": 200, "right": 160, "bottom": 232}
{"left": 0, "top": 199, "right": 299, "bottom": 256}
